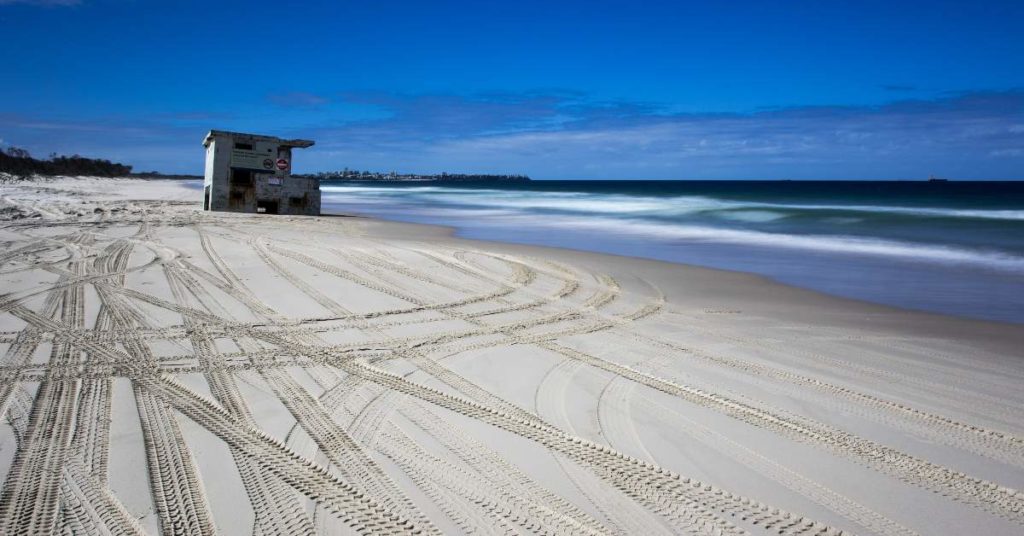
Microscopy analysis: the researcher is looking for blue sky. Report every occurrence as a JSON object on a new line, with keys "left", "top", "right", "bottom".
{"left": 1, "top": 0, "right": 1023, "bottom": 179}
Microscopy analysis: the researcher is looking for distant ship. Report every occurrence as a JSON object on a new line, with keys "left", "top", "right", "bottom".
{"left": 928, "top": 174, "right": 949, "bottom": 182}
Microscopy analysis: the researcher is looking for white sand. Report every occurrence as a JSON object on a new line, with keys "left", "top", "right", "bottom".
{"left": 0, "top": 176, "right": 1022, "bottom": 535}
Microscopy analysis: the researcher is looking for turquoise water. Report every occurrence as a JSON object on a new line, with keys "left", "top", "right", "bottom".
{"left": 320, "top": 180, "right": 1024, "bottom": 323}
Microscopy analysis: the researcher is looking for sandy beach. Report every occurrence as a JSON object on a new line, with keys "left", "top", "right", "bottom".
{"left": 1, "top": 176, "right": 1023, "bottom": 535}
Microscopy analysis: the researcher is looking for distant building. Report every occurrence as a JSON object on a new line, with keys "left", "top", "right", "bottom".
{"left": 202, "top": 130, "right": 319, "bottom": 215}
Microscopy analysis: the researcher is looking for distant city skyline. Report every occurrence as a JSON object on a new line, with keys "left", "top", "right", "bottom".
{"left": 1, "top": 0, "right": 1023, "bottom": 179}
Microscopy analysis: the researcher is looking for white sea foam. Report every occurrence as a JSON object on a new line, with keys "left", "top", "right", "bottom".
{"left": 712, "top": 210, "right": 788, "bottom": 222}
{"left": 745, "top": 202, "right": 1024, "bottom": 221}
{"left": 322, "top": 185, "right": 1024, "bottom": 221}
{"left": 321, "top": 185, "right": 1024, "bottom": 273}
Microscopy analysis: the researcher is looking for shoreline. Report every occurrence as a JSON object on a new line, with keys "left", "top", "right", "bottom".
{"left": 318, "top": 180, "right": 1024, "bottom": 325}
{"left": 328, "top": 205, "right": 1024, "bottom": 335}
{"left": 2, "top": 176, "right": 1022, "bottom": 535}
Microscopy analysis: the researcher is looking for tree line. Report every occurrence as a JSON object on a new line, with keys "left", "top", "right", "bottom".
{"left": 0, "top": 147, "right": 133, "bottom": 178}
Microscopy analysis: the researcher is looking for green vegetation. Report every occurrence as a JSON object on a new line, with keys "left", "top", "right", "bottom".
{"left": 0, "top": 147, "right": 133, "bottom": 178}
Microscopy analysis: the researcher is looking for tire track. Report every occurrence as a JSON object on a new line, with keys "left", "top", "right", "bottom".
{"left": 177, "top": 239, "right": 441, "bottom": 533}
{"left": 89, "top": 265, "right": 218, "bottom": 536}
{"left": 597, "top": 353, "right": 919, "bottom": 536}
{"left": 535, "top": 359, "right": 675, "bottom": 536}
{"left": 6, "top": 188, "right": 1019, "bottom": 535}
{"left": 246, "top": 245, "right": 772, "bottom": 533}
{"left": 0, "top": 258, "right": 85, "bottom": 535}
{"left": 142, "top": 376, "right": 427, "bottom": 534}
{"left": 331, "top": 374, "right": 610, "bottom": 535}
{"left": 5, "top": 385, "right": 148, "bottom": 536}
{"left": 663, "top": 311, "right": 1023, "bottom": 426}
{"left": 340, "top": 357, "right": 837, "bottom": 536}
{"left": 5, "top": 296, "right": 429, "bottom": 534}
{"left": 608, "top": 328, "right": 1024, "bottom": 469}
{"left": 541, "top": 341, "right": 1024, "bottom": 525}
{"left": 402, "top": 400, "right": 610, "bottom": 534}
{"left": 163, "top": 262, "right": 319, "bottom": 536}
{"left": 638, "top": 392, "right": 919, "bottom": 536}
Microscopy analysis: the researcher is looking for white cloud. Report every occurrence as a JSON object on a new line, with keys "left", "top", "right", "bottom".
{"left": 3, "top": 90, "right": 1022, "bottom": 178}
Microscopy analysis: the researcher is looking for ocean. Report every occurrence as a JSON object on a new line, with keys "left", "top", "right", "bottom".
{"left": 319, "top": 180, "right": 1024, "bottom": 323}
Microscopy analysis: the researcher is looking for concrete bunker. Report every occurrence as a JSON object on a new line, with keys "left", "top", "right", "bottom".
{"left": 202, "top": 130, "right": 319, "bottom": 215}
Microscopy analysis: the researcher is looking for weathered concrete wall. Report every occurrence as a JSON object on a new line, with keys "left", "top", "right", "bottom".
{"left": 204, "top": 132, "right": 319, "bottom": 216}
{"left": 254, "top": 175, "right": 320, "bottom": 215}
{"left": 205, "top": 138, "right": 233, "bottom": 211}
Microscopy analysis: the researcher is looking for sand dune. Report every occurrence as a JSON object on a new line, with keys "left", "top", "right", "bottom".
{"left": 0, "top": 176, "right": 1022, "bottom": 535}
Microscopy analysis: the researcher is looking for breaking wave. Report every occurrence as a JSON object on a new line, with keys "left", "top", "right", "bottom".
{"left": 323, "top": 185, "right": 1024, "bottom": 221}
{"left": 321, "top": 184, "right": 1024, "bottom": 273}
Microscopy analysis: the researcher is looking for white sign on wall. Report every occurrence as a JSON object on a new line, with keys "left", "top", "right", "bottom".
{"left": 231, "top": 149, "right": 275, "bottom": 171}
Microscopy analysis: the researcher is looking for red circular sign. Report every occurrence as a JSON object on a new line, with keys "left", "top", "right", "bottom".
{"left": 276, "top": 158, "right": 289, "bottom": 170}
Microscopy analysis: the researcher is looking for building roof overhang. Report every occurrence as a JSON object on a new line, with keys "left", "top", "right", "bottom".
{"left": 202, "top": 130, "right": 315, "bottom": 149}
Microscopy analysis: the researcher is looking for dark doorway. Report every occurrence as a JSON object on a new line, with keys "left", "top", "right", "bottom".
{"left": 204, "top": 186, "right": 211, "bottom": 210}
{"left": 256, "top": 200, "right": 279, "bottom": 214}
